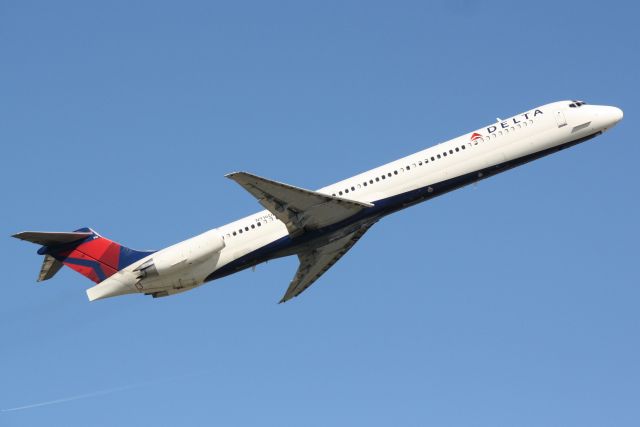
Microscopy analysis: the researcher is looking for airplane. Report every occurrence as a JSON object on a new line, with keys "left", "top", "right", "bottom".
{"left": 13, "top": 100, "right": 623, "bottom": 303}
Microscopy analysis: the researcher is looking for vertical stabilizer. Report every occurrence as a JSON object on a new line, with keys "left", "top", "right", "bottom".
{"left": 13, "top": 228, "right": 155, "bottom": 284}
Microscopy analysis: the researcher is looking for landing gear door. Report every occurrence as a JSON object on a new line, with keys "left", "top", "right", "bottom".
{"left": 554, "top": 110, "right": 567, "bottom": 128}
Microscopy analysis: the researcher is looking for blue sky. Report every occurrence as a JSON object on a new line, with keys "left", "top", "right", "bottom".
{"left": 1, "top": 1, "right": 638, "bottom": 425}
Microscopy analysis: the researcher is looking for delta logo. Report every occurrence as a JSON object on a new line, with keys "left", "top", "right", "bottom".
{"left": 469, "top": 109, "right": 545, "bottom": 141}
{"left": 486, "top": 109, "right": 544, "bottom": 134}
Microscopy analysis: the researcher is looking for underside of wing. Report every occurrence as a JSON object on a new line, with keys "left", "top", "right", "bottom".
{"left": 226, "top": 172, "right": 373, "bottom": 236}
{"left": 280, "top": 222, "right": 375, "bottom": 303}
{"left": 38, "top": 254, "right": 64, "bottom": 282}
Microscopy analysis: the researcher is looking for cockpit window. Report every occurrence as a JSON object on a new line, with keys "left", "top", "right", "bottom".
{"left": 569, "top": 100, "right": 587, "bottom": 108}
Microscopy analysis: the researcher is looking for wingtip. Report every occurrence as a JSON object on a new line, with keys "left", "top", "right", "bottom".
{"left": 11, "top": 232, "right": 33, "bottom": 242}
{"left": 226, "top": 171, "right": 256, "bottom": 181}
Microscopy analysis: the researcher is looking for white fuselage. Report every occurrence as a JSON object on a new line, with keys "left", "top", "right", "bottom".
{"left": 87, "top": 100, "right": 623, "bottom": 301}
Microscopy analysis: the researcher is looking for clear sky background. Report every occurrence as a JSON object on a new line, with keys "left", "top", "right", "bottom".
{"left": 1, "top": 1, "right": 638, "bottom": 426}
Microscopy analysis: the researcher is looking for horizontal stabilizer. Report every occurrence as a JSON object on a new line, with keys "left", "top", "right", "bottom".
{"left": 12, "top": 231, "right": 92, "bottom": 247}
{"left": 38, "top": 254, "right": 64, "bottom": 282}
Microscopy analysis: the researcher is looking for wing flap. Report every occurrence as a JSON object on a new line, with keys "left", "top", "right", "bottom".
{"left": 226, "top": 172, "right": 373, "bottom": 236}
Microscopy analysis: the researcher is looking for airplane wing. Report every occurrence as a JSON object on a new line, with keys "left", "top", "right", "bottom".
{"left": 226, "top": 172, "right": 373, "bottom": 236}
{"left": 280, "top": 222, "right": 374, "bottom": 303}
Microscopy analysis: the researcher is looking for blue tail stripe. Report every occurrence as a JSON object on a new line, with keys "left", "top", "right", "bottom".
{"left": 118, "top": 247, "right": 154, "bottom": 270}
{"left": 60, "top": 257, "right": 107, "bottom": 281}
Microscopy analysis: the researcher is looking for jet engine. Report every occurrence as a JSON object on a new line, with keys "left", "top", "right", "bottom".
{"left": 134, "top": 229, "right": 225, "bottom": 281}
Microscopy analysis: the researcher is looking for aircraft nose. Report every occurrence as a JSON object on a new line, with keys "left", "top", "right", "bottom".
{"left": 605, "top": 106, "right": 623, "bottom": 124}
{"left": 598, "top": 105, "right": 623, "bottom": 131}
{"left": 611, "top": 106, "right": 624, "bottom": 123}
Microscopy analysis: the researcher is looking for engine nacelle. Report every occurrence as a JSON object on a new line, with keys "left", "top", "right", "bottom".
{"left": 134, "top": 230, "right": 225, "bottom": 280}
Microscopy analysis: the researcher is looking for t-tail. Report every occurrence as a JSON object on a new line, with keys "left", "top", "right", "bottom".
{"left": 12, "top": 228, "right": 155, "bottom": 285}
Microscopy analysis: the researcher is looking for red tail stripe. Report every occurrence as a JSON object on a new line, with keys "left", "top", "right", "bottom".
{"left": 73, "top": 238, "right": 121, "bottom": 271}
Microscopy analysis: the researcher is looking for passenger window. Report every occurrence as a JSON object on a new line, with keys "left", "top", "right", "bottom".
{"left": 461, "top": 145, "right": 466, "bottom": 150}
{"left": 437, "top": 154, "right": 441, "bottom": 159}
{"left": 233, "top": 231, "right": 237, "bottom": 236}
{"left": 369, "top": 179, "right": 374, "bottom": 184}
{"left": 431, "top": 156, "right": 435, "bottom": 161}
{"left": 443, "top": 152, "right": 447, "bottom": 157}
{"left": 351, "top": 186, "right": 355, "bottom": 191}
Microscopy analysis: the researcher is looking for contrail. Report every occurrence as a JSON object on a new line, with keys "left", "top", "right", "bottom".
{"left": 1, "top": 384, "right": 141, "bottom": 412}
{"left": 2, "top": 371, "right": 208, "bottom": 413}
